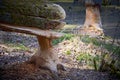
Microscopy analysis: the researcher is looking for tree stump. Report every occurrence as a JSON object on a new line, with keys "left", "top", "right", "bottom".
{"left": 30, "top": 36, "right": 59, "bottom": 72}
{"left": 79, "top": 0, "right": 103, "bottom": 37}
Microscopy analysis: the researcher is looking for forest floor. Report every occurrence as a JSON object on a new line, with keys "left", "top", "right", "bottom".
{"left": 0, "top": 2, "right": 120, "bottom": 80}
{"left": 0, "top": 33, "right": 120, "bottom": 80}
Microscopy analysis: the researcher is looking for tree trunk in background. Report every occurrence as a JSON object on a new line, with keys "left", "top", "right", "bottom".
{"left": 73, "top": 0, "right": 78, "bottom": 4}
{"left": 81, "top": 0, "right": 103, "bottom": 36}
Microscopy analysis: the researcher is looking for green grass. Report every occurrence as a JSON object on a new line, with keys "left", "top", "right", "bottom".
{"left": 62, "top": 24, "right": 78, "bottom": 29}
{"left": 52, "top": 33, "right": 74, "bottom": 45}
{"left": 7, "top": 43, "right": 29, "bottom": 51}
{"left": 53, "top": 34, "right": 120, "bottom": 55}
{"left": 76, "top": 52, "right": 93, "bottom": 62}
{"left": 76, "top": 52, "right": 101, "bottom": 70}
{"left": 80, "top": 35, "right": 101, "bottom": 46}
{"left": 80, "top": 35, "right": 120, "bottom": 55}
{"left": 50, "top": 0, "right": 73, "bottom": 2}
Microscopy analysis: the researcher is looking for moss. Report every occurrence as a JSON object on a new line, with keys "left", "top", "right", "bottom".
{"left": 0, "top": 13, "right": 62, "bottom": 29}
{"left": 1, "top": 0, "right": 65, "bottom": 20}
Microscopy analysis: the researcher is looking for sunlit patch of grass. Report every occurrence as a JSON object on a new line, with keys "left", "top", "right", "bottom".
{"left": 80, "top": 35, "right": 101, "bottom": 46}
{"left": 76, "top": 52, "right": 101, "bottom": 70}
{"left": 76, "top": 52, "right": 93, "bottom": 63}
{"left": 50, "top": 0, "right": 73, "bottom": 2}
{"left": 52, "top": 33, "right": 74, "bottom": 45}
{"left": 62, "top": 24, "right": 78, "bottom": 29}
{"left": 80, "top": 35, "right": 120, "bottom": 55}
{"left": 7, "top": 43, "right": 29, "bottom": 51}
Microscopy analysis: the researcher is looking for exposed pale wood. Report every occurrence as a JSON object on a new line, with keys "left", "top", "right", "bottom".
{"left": 29, "top": 36, "right": 64, "bottom": 72}
{"left": 0, "top": 23, "right": 64, "bottom": 39}
{"left": 79, "top": 0, "right": 103, "bottom": 37}
{"left": 37, "top": 36, "right": 52, "bottom": 50}
{"left": 84, "top": 5, "right": 102, "bottom": 30}
{"left": 84, "top": 0, "right": 102, "bottom": 30}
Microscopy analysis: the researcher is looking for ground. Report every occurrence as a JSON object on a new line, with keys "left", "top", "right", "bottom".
{"left": 0, "top": 2, "right": 120, "bottom": 80}
{"left": 0, "top": 35, "right": 118, "bottom": 80}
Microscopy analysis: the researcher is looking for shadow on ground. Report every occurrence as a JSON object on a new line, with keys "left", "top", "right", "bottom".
{"left": 0, "top": 54, "right": 120, "bottom": 80}
{"left": 0, "top": 62, "right": 117, "bottom": 80}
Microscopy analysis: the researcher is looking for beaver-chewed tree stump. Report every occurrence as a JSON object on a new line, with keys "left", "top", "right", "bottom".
{"left": 0, "top": 0, "right": 66, "bottom": 72}
{"left": 78, "top": 0, "right": 103, "bottom": 37}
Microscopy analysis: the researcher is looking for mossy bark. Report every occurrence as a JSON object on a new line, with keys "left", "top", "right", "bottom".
{"left": 0, "top": 0, "right": 65, "bottom": 20}
{"left": 0, "top": 13, "right": 65, "bottom": 30}
{"left": 0, "top": 0, "right": 66, "bottom": 29}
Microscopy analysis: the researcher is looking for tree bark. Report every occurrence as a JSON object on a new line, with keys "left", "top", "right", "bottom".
{"left": 80, "top": 0, "right": 103, "bottom": 36}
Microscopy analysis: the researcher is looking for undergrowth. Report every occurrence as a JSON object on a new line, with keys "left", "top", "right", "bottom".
{"left": 52, "top": 33, "right": 74, "bottom": 45}
{"left": 80, "top": 35, "right": 120, "bottom": 55}
{"left": 53, "top": 34, "right": 120, "bottom": 71}
{"left": 76, "top": 52, "right": 101, "bottom": 70}
{"left": 4, "top": 43, "right": 29, "bottom": 51}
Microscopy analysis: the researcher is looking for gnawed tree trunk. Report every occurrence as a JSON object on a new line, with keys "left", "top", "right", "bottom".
{"left": 29, "top": 36, "right": 60, "bottom": 72}
{"left": 0, "top": 23, "right": 65, "bottom": 72}
{"left": 80, "top": 0, "right": 103, "bottom": 37}
{"left": 0, "top": 0, "right": 66, "bottom": 72}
